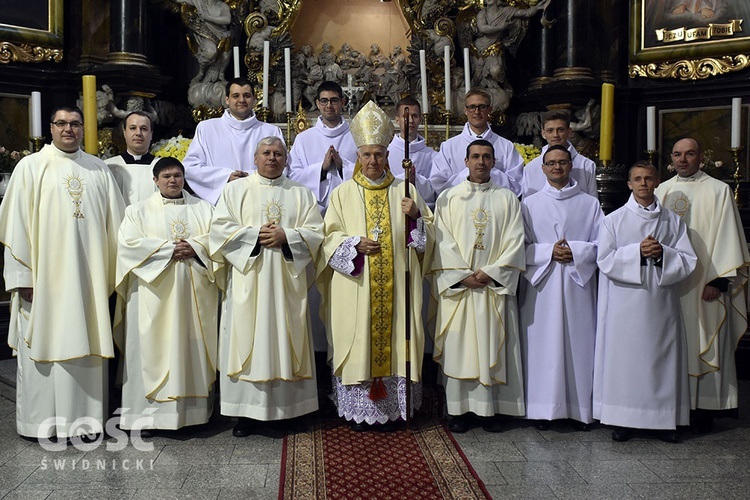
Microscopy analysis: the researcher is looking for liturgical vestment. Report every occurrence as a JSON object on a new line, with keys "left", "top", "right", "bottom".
{"left": 594, "top": 195, "right": 697, "bottom": 429}
{"left": 432, "top": 179, "right": 526, "bottom": 417}
{"left": 115, "top": 191, "right": 219, "bottom": 430}
{"left": 105, "top": 152, "right": 159, "bottom": 206}
{"left": 520, "top": 181, "right": 603, "bottom": 423}
{"left": 655, "top": 171, "right": 750, "bottom": 410}
{"left": 320, "top": 169, "right": 433, "bottom": 424}
{"left": 0, "top": 144, "right": 125, "bottom": 438}
{"left": 210, "top": 173, "right": 323, "bottom": 420}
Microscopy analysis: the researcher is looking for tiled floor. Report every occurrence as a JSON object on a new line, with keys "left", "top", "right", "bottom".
{"left": 0, "top": 358, "right": 749, "bottom": 500}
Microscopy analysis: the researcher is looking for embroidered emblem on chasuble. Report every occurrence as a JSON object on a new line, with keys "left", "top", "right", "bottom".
{"left": 471, "top": 207, "right": 490, "bottom": 251}
{"left": 668, "top": 192, "right": 691, "bottom": 218}
{"left": 264, "top": 199, "right": 284, "bottom": 224}
{"left": 64, "top": 173, "right": 85, "bottom": 219}
{"left": 169, "top": 218, "right": 190, "bottom": 241}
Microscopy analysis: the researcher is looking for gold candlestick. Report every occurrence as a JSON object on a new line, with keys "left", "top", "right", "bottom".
{"left": 645, "top": 149, "right": 657, "bottom": 166}
{"left": 730, "top": 147, "right": 744, "bottom": 207}
{"left": 30, "top": 136, "right": 45, "bottom": 152}
{"left": 422, "top": 113, "right": 429, "bottom": 147}
{"left": 258, "top": 107, "right": 271, "bottom": 123}
{"left": 443, "top": 111, "right": 452, "bottom": 142}
{"left": 285, "top": 111, "right": 294, "bottom": 145}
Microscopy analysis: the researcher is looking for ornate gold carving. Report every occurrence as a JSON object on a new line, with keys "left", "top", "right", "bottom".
{"left": 192, "top": 104, "right": 224, "bottom": 122}
{"left": 629, "top": 54, "right": 750, "bottom": 81}
{"left": 293, "top": 102, "right": 310, "bottom": 134}
{"left": 0, "top": 42, "right": 62, "bottom": 64}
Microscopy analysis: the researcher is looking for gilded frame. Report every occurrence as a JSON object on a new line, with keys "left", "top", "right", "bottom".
{"left": 0, "top": 0, "right": 64, "bottom": 63}
{"left": 629, "top": 0, "right": 750, "bottom": 79}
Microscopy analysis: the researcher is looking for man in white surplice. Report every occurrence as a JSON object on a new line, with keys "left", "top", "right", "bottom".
{"left": 595, "top": 161, "right": 697, "bottom": 443}
{"left": 0, "top": 106, "right": 125, "bottom": 439}
{"left": 520, "top": 144, "right": 603, "bottom": 432}
{"left": 210, "top": 137, "right": 324, "bottom": 437}
{"left": 116, "top": 157, "right": 219, "bottom": 434}
{"left": 431, "top": 139, "right": 526, "bottom": 433}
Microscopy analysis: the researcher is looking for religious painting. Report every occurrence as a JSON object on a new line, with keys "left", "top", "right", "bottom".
{"left": 630, "top": 0, "right": 750, "bottom": 65}
{"left": 658, "top": 104, "right": 749, "bottom": 183}
{"left": 0, "top": 0, "right": 63, "bottom": 49}
{"left": 0, "top": 93, "right": 31, "bottom": 152}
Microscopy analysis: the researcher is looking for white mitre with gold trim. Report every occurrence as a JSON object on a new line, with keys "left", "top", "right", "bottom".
{"left": 349, "top": 100, "right": 395, "bottom": 148}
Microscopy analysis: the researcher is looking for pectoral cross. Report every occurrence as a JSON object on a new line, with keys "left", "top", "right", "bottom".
{"left": 371, "top": 224, "right": 383, "bottom": 242}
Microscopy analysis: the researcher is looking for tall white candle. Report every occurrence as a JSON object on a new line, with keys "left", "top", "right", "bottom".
{"left": 731, "top": 97, "right": 742, "bottom": 148}
{"left": 262, "top": 41, "right": 270, "bottom": 109}
{"left": 233, "top": 46, "right": 240, "bottom": 78}
{"left": 419, "top": 50, "right": 428, "bottom": 113}
{"left": 463, "top": 47, "right": 470, "bottom": 95}
{"left": 646, "top": 106, "right": 656, "bottom": 151}
{"left": 444, "top": 45, "right": 451, "bottom": 112}
{"left": 284, "top": 48, "right": 292, "bottom": 113}
{"left": 30, "top": 91, "right": 42, "bottom": 137}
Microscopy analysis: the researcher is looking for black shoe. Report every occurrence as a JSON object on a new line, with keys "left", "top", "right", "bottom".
{"left": 448, "top": 415, "right": 470, "bottom": 433}
{"left": 130, "top": 428, "right": 154, "bottom": 439}
{"left": 376, "top": 420, "right": 401, "bottom": 433}
{"left": 571, "top": 420, "right": 592, "bottom": 432}
{"left": 690, "top": 411, "right": 714, "bottom": 434}
{"left": 480, "top": 416, "right": 503, "bottom": 433}
{"left": 611, "top": 427, "right": 633, "bottom": 442}
{"left": 232, "top": 418, "right": 256, "bottom": 437}
{"left": 350, "top": 421, "right": 369, "bottom": 432}
{"left": 657, "top": 429, "right": 681, "bottom": 443}
{"left": 534, "top": 420, "right": 552, "bottom": 431}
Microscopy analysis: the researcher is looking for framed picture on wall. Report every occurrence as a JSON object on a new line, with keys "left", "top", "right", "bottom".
{"left": 0, "top": 0, "right": 63, "bottom": 50}
{"left": 658, "top": 104, "right": 749, "bottom": 182}
{"left": 0, "top": 93, "right": 31, "bottom": 152}
{"left": 630, "top": 1, "right": 750, "bottom": 78}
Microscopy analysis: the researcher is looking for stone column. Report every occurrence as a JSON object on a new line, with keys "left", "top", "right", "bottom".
{"left": 553, "top": 0, "right": 593, "bottom": 81}
{"left": 528, "top": 4, "right": 556, "bottom": 90}
{"left": 108, "top": 0, "right": 149, "bottom": 65}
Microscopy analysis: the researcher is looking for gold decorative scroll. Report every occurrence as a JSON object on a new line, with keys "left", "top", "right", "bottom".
{"left": 655, "top": 19, "right": 743, "bottom": 44}
{"left": 629, "top": 54, "right": 750, "bottom": 81}
{"left": 0, "top": 42, "right": 62, "bottom": 64}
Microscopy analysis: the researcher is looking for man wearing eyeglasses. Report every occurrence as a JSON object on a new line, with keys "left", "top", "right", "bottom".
{"left": 431, "top": 88, "right": 524, "bottom": 196}
{"left": 182, "top": 77, "right": 284, "bottom": 206}
{"left": 0, "top": 106, "right": 126, "bottom": 441}
{"left": 520, "top": 144, "right": 603, "bottom": 433}
{"left": 105, "top": 111, "right": 159, "bottom": 205}
{"left": 655, "top": 137, "right": 750, "bottom": 434}
{"left": 521, "top": 109, "right": 598, "bottom": 198}
{"left": 289, "top": 81, "right": 358, "bottom": 215}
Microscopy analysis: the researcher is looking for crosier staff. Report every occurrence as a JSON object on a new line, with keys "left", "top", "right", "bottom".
{"left": 403, "top": 106, "right": 413, "bottom": 428}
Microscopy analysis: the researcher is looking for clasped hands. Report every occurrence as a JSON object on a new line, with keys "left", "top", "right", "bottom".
{"left": 552, "top": 239, "right": 573, "bottom": 263}
{"left": 640, "top": 235, "right": 663, "bottom": 259}
{"left": 322, "top": 146, "right": 343, "bottom": 173}
{"left": 461, "top": 269, "right": 493, "bottom": 289}
{"left": 172, "top": 239, "right": 197, "bottom": 260}
{"left": 259, "top": 222, "right": 287, "bottom": 248}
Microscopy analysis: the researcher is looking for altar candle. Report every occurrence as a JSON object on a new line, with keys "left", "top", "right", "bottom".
{"left": 284, "top": 48, "right": 292, "bottom": 113}
{"left": 82, "top": 75, "right": 98, "bottom": 155}
{"left": 599, "top": 83, "right": 614, "bottom": 162}
{"left": 463, "top": 47, "right": 470, "bottom": 95}
{"left": 30, "top": 91, "right": 42, "bottom": 137}
{"left": 262, "top": 41, "right": 270, "bottom": 109}
{"left": 646, "top": 106, "right": 656, "bottom": 152}
{"left": 444, "top": 45, "right": 451, "bottom": 112}
{"left": 233, "top": 46, "right": 240, "bottom": 78}
{"left": 731, "top": 97, "right": 742, "bottom": 148}
{"left": 419, "top": 50, "right": 428, "bottom": 112}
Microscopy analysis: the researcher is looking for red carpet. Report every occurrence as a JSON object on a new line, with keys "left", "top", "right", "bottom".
{"left": 279, "top": 419, "right": 491, "bottom": 499}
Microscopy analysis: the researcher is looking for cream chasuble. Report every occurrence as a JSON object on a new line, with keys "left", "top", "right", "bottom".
{"left": 210, "top": 173, "right": 323, "bottom": 383}
{"left": 319, "top": 170, "right": 434, "bottom": 386}
{"left": 0, "top": 144, "right": 125, "bottom": 361}
{"left": 656, "top": 171, "right": 749, "bottom": 409}
{"left": 431, "top": 180, "right": 526, "bottom": 392}
{"left": 115, "top": 192, "right": 218, "bottom": 424}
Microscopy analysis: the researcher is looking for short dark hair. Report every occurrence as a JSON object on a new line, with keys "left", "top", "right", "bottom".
{"left": 542, "top": 109, "right": 571, "bottom": 128}
{"left": 466, "top": 139, "right": 495, "bottom": 160}
{"left": 122, "top": 111, "right": 153, "bottom": 130}
{"left": 542, "top": 144, "right": 571, "bottom": 163}
{"left": 225, "top": 78, "right": 255, "bottom": 97}
{"left": 396, "top": 96, "right": 421, "bottom": 115}
{"left": 50, "top": 106, "right": 83, "bottom": 123}
{"left": 316, "top": 81, "right": 344, "bottom": 100}
{"left": 627, "top": 160, "right": 658, "bottom": 180}
{"left": 152, "top": 156, "right": 185, "bottom": 178}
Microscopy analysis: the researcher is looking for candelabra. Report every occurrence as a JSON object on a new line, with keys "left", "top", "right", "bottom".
{"left": 30, "top": 137, "right": 45, "bottom": 152}
{"left": 258, "top": 107, "right": 271, "bottom": 123}
{"left": 422, "top": 114, "right": 429, "bottom": 147}
{"left": 730, "top": 147, "right": 744, "bottom": 207}
{"left": 442, "top": 111, "right": 452, "bottom": 142}
{"left": 285, "top": 111, "right": 294, "bottom": 145}
{"left": 645, "top": 150, "right": 657, "bottom": 166}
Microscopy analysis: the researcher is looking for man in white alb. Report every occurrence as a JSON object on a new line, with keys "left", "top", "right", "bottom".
{"left": 105, "top": 111, "right": 159, "bottom": 205}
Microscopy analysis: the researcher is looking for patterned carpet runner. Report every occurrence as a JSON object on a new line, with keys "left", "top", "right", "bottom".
{"left": 279, "top": 419, "right": 491, "bottom": 499}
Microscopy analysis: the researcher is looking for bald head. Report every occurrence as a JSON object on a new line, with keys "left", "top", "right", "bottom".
{"left": 671, "top": 138, "right": 703, "bottom": 178}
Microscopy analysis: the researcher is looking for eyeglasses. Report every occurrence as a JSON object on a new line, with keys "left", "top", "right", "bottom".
{"left": 52, "top": 121, "right": 83, "bottom": 130}
{"left": 317, "top": 98, "right": 342, "bottom": 106}
{"left": 465, "top": 104, "right": 490, "bottom": 112}
{"left": 543, "top": 160, "right": 571, "bottom": 167}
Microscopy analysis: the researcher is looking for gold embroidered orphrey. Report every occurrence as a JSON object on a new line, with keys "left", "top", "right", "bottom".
{"left": 264, "top": 199, "right": 285, "bottom": 224}
{"left": 667, "top": 192, "right": 691, "bottom": 218}
{"left": 471, "top": 207, "right": 490, "bottom": 250}
{"left": 64, "top": 173, "right": 85, "bottom": 219}
{"left": 169, "top": 217, "right": 190, "bottom": 241}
